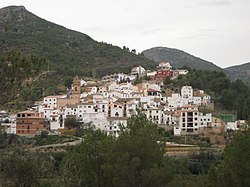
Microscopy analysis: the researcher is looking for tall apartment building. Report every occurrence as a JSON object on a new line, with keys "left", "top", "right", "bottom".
{"left": 173, "top": 106, "right": 212, "bottom": 135}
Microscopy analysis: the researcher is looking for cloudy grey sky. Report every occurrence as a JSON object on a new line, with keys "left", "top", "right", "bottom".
{"left": 1, "top": 0, "right": 250, "bottom": 68}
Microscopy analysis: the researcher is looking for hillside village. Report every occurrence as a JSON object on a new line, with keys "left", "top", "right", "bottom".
{"left": 0, "top": 62, "right": 247, "bottom": 141}
{"left": 1, "top": 5, "right": 250, "bottom": 186}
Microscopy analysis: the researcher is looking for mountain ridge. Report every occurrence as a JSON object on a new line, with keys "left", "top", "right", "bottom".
{"left": 142, "top": 46, "right": 250, "bottom": 86}
{"left": 0, "top": 5, "right": 157, "bottom": 78}
{"left": 224, "top": 62, "right": 250, "bottom": 87}
{"left": 142, "top": 47, "right": 223, "bottom": 71}
{"left": 1, "top": 4, "right": 250, "bottom": 96}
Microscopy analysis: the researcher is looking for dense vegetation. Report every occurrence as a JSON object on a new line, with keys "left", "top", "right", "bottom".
{"left": 0, "top": 50, "right": 67, "bottom": 110}
{"left": 1, "top": 113, "right": 249, "bottom": 186}
{"left": 225, "top": 62, "right": 250, "bottom": 87}
{"left": 0, "top": 51, "right": 44, "bottom": 108}
{"left": 164, "top": 69, "right": 250, "bottom": 120}
{"left": 0, "top": 6, "right": 157, "bottom": 78}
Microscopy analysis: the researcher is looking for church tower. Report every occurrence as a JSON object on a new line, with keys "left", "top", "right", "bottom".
{"left": 72, "top": 76, "right": 81, "bottom": 101}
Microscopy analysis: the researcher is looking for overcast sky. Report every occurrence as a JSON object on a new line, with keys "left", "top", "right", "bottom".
{"left": 1, "top": 0, "right": 250, "bottom": 68}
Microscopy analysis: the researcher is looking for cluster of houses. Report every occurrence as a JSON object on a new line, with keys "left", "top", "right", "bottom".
{"left": 0, "top": 62, "right": 248, "bottom": 137}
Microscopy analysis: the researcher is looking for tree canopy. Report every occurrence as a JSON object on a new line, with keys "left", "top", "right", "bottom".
{"left": 208, "top": 129, "right": 250, "bottom": 187}
{"left": 60, "top": 112, "right": 175, "bottom": 187}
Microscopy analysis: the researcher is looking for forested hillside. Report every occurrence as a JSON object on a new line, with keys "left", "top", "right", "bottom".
{"left": 0, "top": 51, "right": 66, "bottom": 110}
{"left": 225, "top": 62, "right": 250, "bottom": 87}
{"left": 0, "top": 6, "right": 157, "bottom": 78}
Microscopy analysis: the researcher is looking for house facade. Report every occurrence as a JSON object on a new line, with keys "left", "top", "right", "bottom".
{"left": 16, "top": 110, "right": 46, "bottom": 137}
{"left": 154, "top": 62, "right": 173, "bottom": 81}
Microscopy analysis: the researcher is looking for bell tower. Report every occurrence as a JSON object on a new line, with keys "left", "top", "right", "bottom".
{"left": 72, "top": 76, "right": 81, "bottom": 101}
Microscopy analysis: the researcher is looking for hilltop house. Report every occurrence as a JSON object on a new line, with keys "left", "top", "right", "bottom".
{"left": 154, "top": 62, "right": 173, "bottom": 81}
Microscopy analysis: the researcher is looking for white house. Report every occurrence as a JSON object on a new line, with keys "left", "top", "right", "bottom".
{"left": 144, "top": 107, "right": 164, "bottom": 125}
{"left": 181, "top": 86, "right": 193, "bottom": 99}
{"left": 102, "top": 73, "right": 134, "bottom": 83}
{"left": 42, "top": 95, "right": 66, "bottom": 109}
{"left": 80, "top": 113, "right": 109, "bottom": 131}
{"left": 226, "top": 120, "right": 248, "bottom": 131}
{"left": 199, "top": 113, "right": 212, "bottom": 127}
{"left": 168, "top": 93, "right": 188, "bottom": 109}
{"left": 107, "top": 117, "right": 128, "bottom": 137}
{"left": 131, "top": 66, "right": 146, "bottom": 76}
{"left": 0, "top": 121, "right": 16, "bottom": 134}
